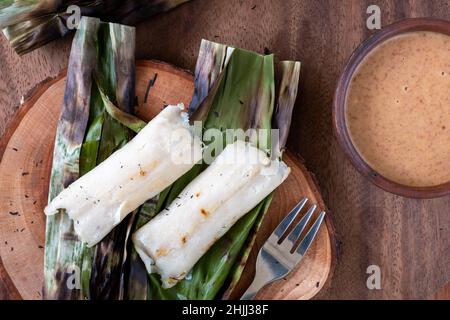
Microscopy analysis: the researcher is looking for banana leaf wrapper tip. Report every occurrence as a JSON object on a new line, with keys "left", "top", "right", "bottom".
{"left": 1, "top": 0, "right": 190, "bottom": 54}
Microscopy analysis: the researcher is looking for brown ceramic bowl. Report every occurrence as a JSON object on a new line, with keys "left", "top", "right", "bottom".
{"left": 333, "top": 18, "right": 450, "bottom": 199}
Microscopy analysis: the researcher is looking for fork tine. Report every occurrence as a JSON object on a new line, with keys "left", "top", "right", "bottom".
{"left": 294, "top": 211, "right": 326, "bottom": 256}
{"left": 272, "top": 197, "right": 308, "bottom": 241}
{"left": 284, "top": 204, "right": 317, "bottom": 246}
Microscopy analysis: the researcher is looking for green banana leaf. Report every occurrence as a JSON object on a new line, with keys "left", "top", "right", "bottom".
{"left": 147, "top": 44, "right": 275, "bottom": 300}
{"left": 45, "top": 29, "right": 300, "bottom": 299}
{"left": 44, "top": 16, "right": 136, "bottom": 300}
{"left": 124, "top": 40, "right": 301, "bottom": 300}
{"left": 222, "top": 60, "right": 301, "bottom": 298}
{"left": 44, "top": 16, "right": 99, "bottom": 300}
{"left": 0, "top": 0, "right": 190, "bottom": 55}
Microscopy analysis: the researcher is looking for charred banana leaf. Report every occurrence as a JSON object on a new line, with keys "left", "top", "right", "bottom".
{"left": 222, "top": 60, "right": 301, "bottom": 299}
{"left": 45, "top": 32, "right": 300, "bottom": 300}
{"left": 0, "top": 0, "right": 190, "bottom": 54}
{"left": 44, "top": 16, "right": 136, "bottom": 300}
{"left": 126, "top": 40, "right": 300, "bottom": 300}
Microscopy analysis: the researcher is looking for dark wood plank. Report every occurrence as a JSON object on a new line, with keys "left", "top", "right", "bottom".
{"left": 434, "top": 283, "right": 450, "bottom": 300}
{"left": 0, "top": 0, "right": 449, "bottom": 299}
{"left": 0, "top": 256, "right": 20, "bottom": 300}
{"left": 287, "top": 0, "right": 450, "bottom": 300}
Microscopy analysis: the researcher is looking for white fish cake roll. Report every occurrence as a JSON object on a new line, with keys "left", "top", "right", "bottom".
{"left": 133, "top": 140, "right": 290, "bottom": 288}
{"left": 45, "top": 104, "right": 203, "bottom": 247}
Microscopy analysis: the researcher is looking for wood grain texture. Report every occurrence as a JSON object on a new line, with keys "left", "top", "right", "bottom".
{"left": 0, "top": 74, "right": 64, "bottom": 300}
{"left": 1, "top": 0, "right": 449, "bottom": 300}
{"left": 434, "top": 283, "right": 450, "bottom": 300}
{"left": 0, "top": 60, "right": 333, "bottom": 300}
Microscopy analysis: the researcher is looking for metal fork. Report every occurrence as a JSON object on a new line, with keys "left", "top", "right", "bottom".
{"left": 241, "top": 197, "right": 326, "bottom": 300}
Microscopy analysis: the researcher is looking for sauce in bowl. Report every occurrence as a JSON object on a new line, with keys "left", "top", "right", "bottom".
{"left": 346, "top": 31, "right": 450, "bottom": 187}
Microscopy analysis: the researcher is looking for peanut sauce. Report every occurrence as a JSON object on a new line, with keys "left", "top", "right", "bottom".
{"left": 346, "top": 31, "right": 450, "bottom": 187}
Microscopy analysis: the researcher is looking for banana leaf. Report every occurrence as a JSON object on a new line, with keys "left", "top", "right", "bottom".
{"left": 124, "top": 40, "right": 301, "bottom": 300}
{"left": 45, "top": 31, "right": 300, "bottom": 299}
{"left": 0, "top": 0, "right": 190, "bottom": 55}
{"left": 222, "top": 60, "right": 301, "bottom": 299}
{"left": 44, "top": 16, "right": 136, "bottom": 299}
{"left": 273, "top": 61, "right": 302, "bottom": 156}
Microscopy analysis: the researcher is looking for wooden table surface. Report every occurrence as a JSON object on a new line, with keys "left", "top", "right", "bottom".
{"left": 0, "top": 0, "right": 449, "bottom": 300}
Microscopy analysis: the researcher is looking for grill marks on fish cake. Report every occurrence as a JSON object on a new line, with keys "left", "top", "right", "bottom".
{"left": 155, "top": 248, "right": 169, "bottom": 258}
{"left": 200, "top": 208, "right": 209, "bottom": 217}
{"left": 136, "top": 160, "right": 159, "bottom": 178}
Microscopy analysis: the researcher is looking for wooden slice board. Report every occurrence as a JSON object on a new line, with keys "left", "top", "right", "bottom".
{"left": 0, "top": 60, "right": 335, "bottom": 300}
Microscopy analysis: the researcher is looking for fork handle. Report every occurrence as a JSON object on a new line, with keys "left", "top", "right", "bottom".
{"left": 240, "top": 272, "right": 269, "bottom": 300}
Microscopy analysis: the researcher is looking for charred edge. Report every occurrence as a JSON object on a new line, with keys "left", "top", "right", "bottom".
{"left": 144, "top": 73, "right": 158, "bottom": 103}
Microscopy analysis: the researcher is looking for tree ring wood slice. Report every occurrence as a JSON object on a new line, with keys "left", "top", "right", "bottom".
{"left": 0, "top": 60, "right": 335, "bottom": 300}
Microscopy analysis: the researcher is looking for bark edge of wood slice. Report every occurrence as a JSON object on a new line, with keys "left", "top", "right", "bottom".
{"left": 0, "top": 60, "right": 336, "bottom": 300}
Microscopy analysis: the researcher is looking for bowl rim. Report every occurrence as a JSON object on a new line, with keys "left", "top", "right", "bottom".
{"left": 333, "top": 17, "right": 450, "bottom": 199}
